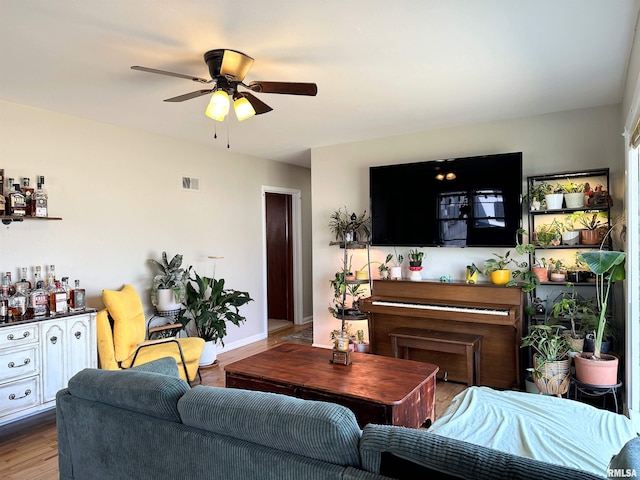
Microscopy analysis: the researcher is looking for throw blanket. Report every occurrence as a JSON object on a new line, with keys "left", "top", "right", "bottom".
{"left": 429, "top": 386, "right": 638, "bottom": 477}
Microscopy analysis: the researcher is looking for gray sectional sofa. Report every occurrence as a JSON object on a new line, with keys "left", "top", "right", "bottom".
{"left": 56, "top": 358, "right": 627, "bottom": 480}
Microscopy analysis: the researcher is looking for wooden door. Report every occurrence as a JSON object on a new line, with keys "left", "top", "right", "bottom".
{"left": 265, "top": 192, "right": 294, "bottom": 321}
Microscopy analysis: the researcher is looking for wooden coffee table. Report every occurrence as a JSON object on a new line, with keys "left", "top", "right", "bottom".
{"left": 224, "top": 343, "right": 439, "bottom": 428}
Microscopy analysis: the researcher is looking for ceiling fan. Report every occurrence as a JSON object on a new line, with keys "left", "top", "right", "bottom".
{"left": 131, "top": 48, "right": 318, "bottom": 122}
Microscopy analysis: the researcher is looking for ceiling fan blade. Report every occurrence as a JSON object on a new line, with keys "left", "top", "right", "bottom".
{"left": 242, "top": 92, "right": 273, "bottom": 115}
{"left": 164, "top": 89, "right": 213, "bottom": 102}
{"left": 204, "top": 49, "right": 254, "bottom": 81}
{"left": 131, "top": 66, "right": 212, "bottom": 84}
{"left": 248, "top": 81, "right": 318, "bottom": 96}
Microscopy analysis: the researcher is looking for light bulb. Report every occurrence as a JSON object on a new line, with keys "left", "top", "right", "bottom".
{"left": 205, "top": 90, "right": 230, "bottom": 121}
{"left": 234, "top": 96, "right": 256, "bottom": 121}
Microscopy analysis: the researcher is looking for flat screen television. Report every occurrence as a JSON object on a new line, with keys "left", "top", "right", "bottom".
{"left": 370, "top": 152, "right": 523, "bottom": 247}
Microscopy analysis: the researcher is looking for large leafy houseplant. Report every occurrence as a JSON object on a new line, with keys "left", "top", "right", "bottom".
{"left": 149, "top": 251, "right": 188, "bottom": 307}
{"left": 180, "top": 270, "right": 253, "bottom": 346}
{"left": 577, "top": 250, "right": 626, "bottom": 359}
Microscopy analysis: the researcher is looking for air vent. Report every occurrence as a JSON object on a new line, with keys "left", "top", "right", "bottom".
{"left": 182, "top": 177, "right": 200, "bottom": 191}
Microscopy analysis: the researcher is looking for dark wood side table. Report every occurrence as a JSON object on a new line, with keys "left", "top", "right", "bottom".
{"left": 224, "top": 343, "right": 439, "bottom": 428}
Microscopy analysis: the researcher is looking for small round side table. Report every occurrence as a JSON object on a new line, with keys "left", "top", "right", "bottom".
{"left": 570, "top": 376, "right": 622, "bottom": 413}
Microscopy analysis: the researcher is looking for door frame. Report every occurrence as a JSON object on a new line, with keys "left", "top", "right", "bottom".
{"left": 261, "top": 186, "right": 303, "bottom": 327}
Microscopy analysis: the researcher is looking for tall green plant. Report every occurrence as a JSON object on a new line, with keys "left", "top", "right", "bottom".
{"left": 180, "top": 270, "right": 253, "bottom": 345}
{"left": 577, "top": 250, "right": 626, "bottom": 359}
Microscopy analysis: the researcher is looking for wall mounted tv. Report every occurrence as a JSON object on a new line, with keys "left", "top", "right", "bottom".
{"left": 370, "top": 152, "right": 523, "bottom": 247}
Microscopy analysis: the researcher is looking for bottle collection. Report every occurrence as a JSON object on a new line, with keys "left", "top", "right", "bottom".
{"left": 0, "top": 265, "right": 86, "bottom": 323}
{"left": 0, "top": 169, "right": 49, "bottom": 217}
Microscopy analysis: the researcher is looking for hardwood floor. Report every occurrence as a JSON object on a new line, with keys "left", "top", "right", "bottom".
{"left": 0, "top": 323, "right": 466, "bottom": 479}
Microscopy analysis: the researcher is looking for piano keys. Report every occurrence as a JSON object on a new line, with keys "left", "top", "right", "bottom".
{"left": 361, "top": 280, "right": 523, "bottom": 389}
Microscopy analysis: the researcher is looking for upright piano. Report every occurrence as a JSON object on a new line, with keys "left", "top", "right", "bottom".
{"left": 360, "top": 280, "right": 523, "bottom": 389}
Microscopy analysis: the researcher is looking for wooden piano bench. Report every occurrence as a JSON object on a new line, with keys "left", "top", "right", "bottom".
{"left": 389, "top": 327, "right": 482, "bottom": 386}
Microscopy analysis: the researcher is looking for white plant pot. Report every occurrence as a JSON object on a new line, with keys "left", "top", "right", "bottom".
{"left": 544, "top": 193, "right": 564, "bottom": 210}
{"left": 562, "top": 230, "right": 580, "bottom": 246}
{"left": 564, "top": 192, "right": 585, "bottom": 209}
{"left": 156, "top": 288, "right": 180, "bottom": 311}
{"left": 199, "top": 340, "right": 217, "bottom": 366}
{"left": 390, "top": 266, "right": 402, "bottom": 280}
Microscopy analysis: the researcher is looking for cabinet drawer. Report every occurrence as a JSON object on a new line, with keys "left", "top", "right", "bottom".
{"left": 0, "top": 345, "right": 39, "bottom": 381}
{"left": 0, "top": 375, "right": 40, "bottom": 417}
{"left": 0, "top": 324, "right": 39, "bottom": 349}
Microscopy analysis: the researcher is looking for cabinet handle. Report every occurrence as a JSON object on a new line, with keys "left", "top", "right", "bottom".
{"left": 7, "top": 331, "right": 30, "bottom": 341}
{"left": 9, "top": 389, "right": 32, "bottom": 400}
{"left": 50, "top": 336, "right": 57, "bottom": 344}
{"left": 75, "top": 331, "right": 82, "bottom": 339}
{"left": 8, "top": 358, "right": 31, "bottom": 368}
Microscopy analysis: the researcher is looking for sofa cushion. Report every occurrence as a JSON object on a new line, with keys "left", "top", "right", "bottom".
{"left": 178, "top": 385, "right": 362, "bottom": 467}
{"left": 360, "top": 424, "right": 604, "bottom": 480}
{"left": 609, "top": 435, "right": 640, "bottom": 475}
{"left": 67, "top": 363, "right": 190, "bottom": 423}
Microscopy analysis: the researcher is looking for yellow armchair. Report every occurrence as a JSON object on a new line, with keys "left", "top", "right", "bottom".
{"left": 98, "top": 284, "right": 204, "bottom": 382}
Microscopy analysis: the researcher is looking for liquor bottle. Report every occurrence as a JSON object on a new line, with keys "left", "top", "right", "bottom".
{"left": 49, "top": 281, "right": 68, "bottom": 315}
{"left": 4, "top": 177, "right": 13, "bottom": 215}
{"left": 15, "top": 267, "right": 31, "bottom": 295}
{"left": 5, "top": 272, "right": 15, "bottom": 296}
{"left": 70, "top": 279, "right": 86, "bottom": 312}
{"left": 30, "top": 273, "right": 49, "bottom": 317}
{"left": 0, "top": 285, "right": 10, "bottom": 322}
{"left": 21, "top": 177, "right": 34, "bottom": 216}
{"left": 61, "top": 276, "right": 71, "bottom": 305}
{"left": 9, "top": 284, "right": 28, "bottom": 319}
{"left": 7, "top": 183, "right": 27, "bottom": 216}
{"left": 46, "top": 264, "right": 56, "bottom": 292}
{"left": 34, "top": 175, "right": 48, "bottom": 217}
{"left": 0, "top": 171, "right": 5, "bottom": 214}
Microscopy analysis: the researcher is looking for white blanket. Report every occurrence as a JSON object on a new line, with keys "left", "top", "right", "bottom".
{"left": 428, "top": 386, "right": 638, "bottom": 477}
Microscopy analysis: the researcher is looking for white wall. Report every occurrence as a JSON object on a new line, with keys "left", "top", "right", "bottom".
{"left": 310, "top": 104, "right": 624, "bottom": 347}
{"left": 0, "top": 101, "right": 313, "bottom": 351}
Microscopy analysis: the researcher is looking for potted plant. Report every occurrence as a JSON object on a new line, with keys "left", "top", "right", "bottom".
{"left": 355, "top": 329, "right": 370, "bottom": 353}
{"left": 407, "top": 249, "right": 424, "bottom": 281}
{"left": 561, "top": 214, "right": 580, "bottom": 246}
{"left": 465, "top": 263, "right": 479, "bottom": 284}
{"left": 389, "top": 248, "right": 404, "bottom": 280}
{"left": 378, "top": 253, "right": 393, "bottom": 279}
{"left": 544, "top": 183, "right": 565, "bottom": 210}
{"left": 574, "top": 211, "right": 608, "bottom": 245}
{"left": 526, "top": 181, "right": 552, "bottom": 211}
{"left": 549, "top": 290, "right": 587, "bottom": 353}
{"left": 329, "top": 207, "right": 371, "bottom": 243}
{"left": 150, "top": 251, "right": 188, "bottom": 312}
{"left": 521, "top": 324, "right": 572, "bottom": 396}
{"left": 482, "top": 250, "right": 514, "bottom": 285}
{"left": 548, "top": 258, "right": 567, "bottom": 282}
{"left": 562, "top": 180, "right": 586, "bottom": 208}
{"left": 573, "top": 250, "right": 625, "bottom": 385}
{"left": 534, "top": 219, "right": 563, "bottom": 247}
{"left": 179, "top": 269, "right": 253, "bottom": 366}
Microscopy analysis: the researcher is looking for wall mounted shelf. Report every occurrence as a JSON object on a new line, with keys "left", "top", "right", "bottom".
{"left": 1, "top": 215, "right": 62, "bottom": 225}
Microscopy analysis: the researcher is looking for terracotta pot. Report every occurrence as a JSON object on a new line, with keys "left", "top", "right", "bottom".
{"left": 490, "top": 269, "right": 510, "bottom": 285}
{"left": 574, "top": 353, "right": 619, "bottom": 386}
{"left": 532, "top": 266, "right": 548, "bottom": 283}
{"left": 581, "top": 229, "right": 600, "bottom": 245}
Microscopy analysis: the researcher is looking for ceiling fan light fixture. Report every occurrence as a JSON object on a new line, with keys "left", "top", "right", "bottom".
{"left": 205, "top": 90, "right": 230, "bottom": 121}
{"left": 234, "top": 95, "right": 256, "bottom": 121}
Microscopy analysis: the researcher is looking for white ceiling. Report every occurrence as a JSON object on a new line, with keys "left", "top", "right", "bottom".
{"left": 1, "top": 1, "right": 638, "bottom": 168}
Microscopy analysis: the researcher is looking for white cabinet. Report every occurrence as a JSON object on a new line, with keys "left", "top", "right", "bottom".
{"left": 0, "top": 310, "right": 96, "bottom": 425}
{"left": 41, "top": 314, "right": 96, "bottom": 403}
